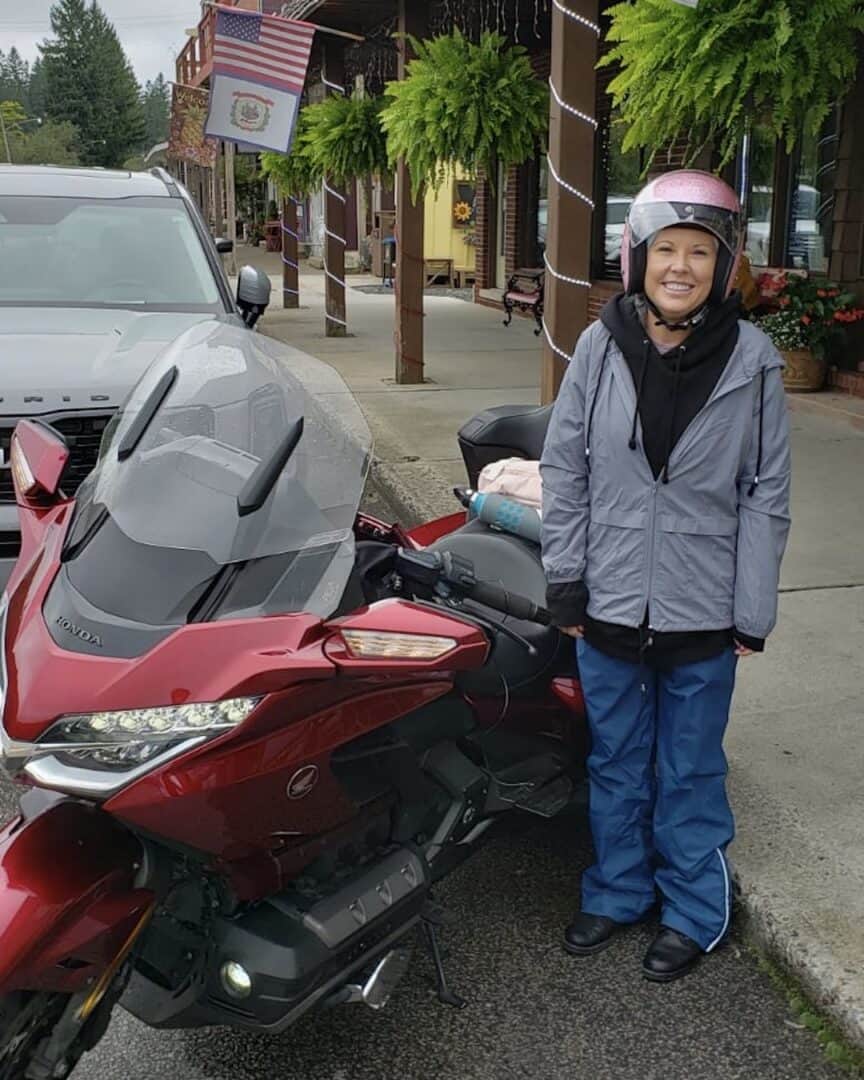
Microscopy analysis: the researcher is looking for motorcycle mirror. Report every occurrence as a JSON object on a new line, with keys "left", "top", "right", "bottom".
{"left": 10, "top": 419, "right": 70, "bottom": 501}
{"left": 237, "top": 265, "right": 272, "bottom": 329}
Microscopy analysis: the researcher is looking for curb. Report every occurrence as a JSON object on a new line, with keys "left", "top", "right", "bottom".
{"left": 734, "top": 872, "right": 864, "bottom": 1051}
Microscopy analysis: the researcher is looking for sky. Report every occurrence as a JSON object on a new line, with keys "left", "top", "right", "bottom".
{"left": 0, "top": 0, "right": 203, "bottom": 87}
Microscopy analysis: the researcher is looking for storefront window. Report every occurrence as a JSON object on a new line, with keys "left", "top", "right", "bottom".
{"left": 537, "top": 159, "right": 548, "bottom": 255}
{"left": 602, "top": 114, "right": 641, "bottom": 275}
{"left": 738, "top": 122, "right": 777, "bottom": 267}
{"left": 787, "top": 108, "right": 839, "bottom": 274}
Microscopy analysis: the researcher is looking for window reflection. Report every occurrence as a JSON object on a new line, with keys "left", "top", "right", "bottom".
{"left": 739, "top": 122, "right": 777, "bottom": 267}
{"left": 787, "top": 108, "right": 839, "bottom": 274}
{"left": 601, "top": 112, "right": 641, "bottom": 275}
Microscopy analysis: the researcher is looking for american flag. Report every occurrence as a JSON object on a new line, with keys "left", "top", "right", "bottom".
{"left": 213, "top": 7, "right": 316, "bottom": 94}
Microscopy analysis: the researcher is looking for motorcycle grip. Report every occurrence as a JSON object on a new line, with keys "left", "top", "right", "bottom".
{"left": 466, "top": 580, "right": 552, "bottom": 626}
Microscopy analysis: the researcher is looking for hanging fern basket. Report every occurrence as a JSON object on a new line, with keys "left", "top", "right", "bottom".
{"left": 381, "top": 29, "right": 548, "bottom": 201}
{"left": 601, "top": 0, "right": 864, "bottom": 168}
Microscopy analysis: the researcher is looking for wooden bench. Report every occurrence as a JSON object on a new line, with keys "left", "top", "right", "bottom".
{"left": 503, "top": 267, "right": 544, "bottom": 336}
{"left": 424, "top": 258, "right": 454, "bottom": 288}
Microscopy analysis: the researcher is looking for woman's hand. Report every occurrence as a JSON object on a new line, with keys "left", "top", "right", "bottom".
{"left": 734, "top": 641, "right": 755, "bottom": 657}
{"left": 561, "top": 626, "right": 585, "bottom": 639}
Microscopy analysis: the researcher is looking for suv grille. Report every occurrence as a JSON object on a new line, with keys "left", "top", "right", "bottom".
{"left": 0, "top": 412, "right": 114, "bottom": 504}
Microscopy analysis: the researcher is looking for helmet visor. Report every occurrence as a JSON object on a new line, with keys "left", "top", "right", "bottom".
{"left": 627, "top": 201, "right": 742, "bottom": 255}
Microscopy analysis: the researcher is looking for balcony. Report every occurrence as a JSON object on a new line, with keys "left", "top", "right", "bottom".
{"left": 176, "top": 5, "right": 216, "bottom": 89}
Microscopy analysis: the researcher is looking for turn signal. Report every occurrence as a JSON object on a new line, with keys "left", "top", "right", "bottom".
{"left": 340, "top": 630, "right": 457, "bottom": 660}
{"left": 9, "top": 437, "right": 39, "bottom": 498}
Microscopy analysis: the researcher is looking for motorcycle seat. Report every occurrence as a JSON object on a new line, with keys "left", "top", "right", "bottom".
{"left": 428, "top": 518, "right": 566, "bottom": 697}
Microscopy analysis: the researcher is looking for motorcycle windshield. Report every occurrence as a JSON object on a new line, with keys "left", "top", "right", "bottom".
{"left": 62, "top": 321, "right": 372, "bottom": 624}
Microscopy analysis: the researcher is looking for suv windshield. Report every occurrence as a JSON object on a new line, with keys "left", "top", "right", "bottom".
{"left": 62, "top": 322, "right": 372, "bottom": 624}
{"left": 0, "top": 195, "right": 223, "bottom": 312}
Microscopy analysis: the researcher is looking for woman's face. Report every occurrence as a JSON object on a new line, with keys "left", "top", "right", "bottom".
{"left": 644, "top": 227, "right": 719, "bottom": 322}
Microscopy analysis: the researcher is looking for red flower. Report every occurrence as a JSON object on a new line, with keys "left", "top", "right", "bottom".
{"left": 801, "top": 315, "right": 812, "bottom": 325}
{"left": 817, "top": 289, "right": 826, "bottom": 298}
{"left": 778, "top": 296, "right": 790, "bottom": 307}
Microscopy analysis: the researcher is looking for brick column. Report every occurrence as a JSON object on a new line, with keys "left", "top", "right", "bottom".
{"left": 504, "top": 163, "right": 522, "bottom": 278}
{"left": 474, "top": 171, "right": 494, "bottom": 289}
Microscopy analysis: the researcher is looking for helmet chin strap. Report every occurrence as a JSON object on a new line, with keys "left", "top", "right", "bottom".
{"left": 643, "top": 294, "right": 709, "bottom": 332}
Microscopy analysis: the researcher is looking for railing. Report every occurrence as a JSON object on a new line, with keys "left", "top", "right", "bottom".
{"left": 176, "top": 6, "right": 216, "bottom": 88}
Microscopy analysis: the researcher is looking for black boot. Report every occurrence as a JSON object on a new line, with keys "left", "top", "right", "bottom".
{"left": 642, "top": 928, "right": 702, "bottom": 982}
{"left": 563, "top": 913, "right": 622, "bottom": 956}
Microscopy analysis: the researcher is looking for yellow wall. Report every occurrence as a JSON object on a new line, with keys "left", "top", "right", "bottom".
{"left": 423, "top": 167, "right": 476, "bottom": 273}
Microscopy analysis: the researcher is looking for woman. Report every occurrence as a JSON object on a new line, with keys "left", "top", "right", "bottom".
{"left": 540, "top": 171, "right": 791, "bottom": 982}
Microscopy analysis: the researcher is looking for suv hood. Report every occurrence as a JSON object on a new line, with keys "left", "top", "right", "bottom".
{"left": 0, "top": 308, "right": 226, "bottom": 416}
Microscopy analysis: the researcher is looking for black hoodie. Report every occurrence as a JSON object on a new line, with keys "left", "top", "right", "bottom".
{"left": 546, "top": 292, "right": 764, "bottom": 666}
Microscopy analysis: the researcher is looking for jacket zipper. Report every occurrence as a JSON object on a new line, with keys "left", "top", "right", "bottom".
{"left": 643, "top": 477, "right": 660, "bottom": 631}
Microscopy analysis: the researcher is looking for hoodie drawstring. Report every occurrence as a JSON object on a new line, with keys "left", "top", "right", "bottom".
{"left": 747, "top": 369, "right": 766, "bottom": 497}
{"left": 585, "top": 336, "right": 611, "bottom": 472}
{"left": 661, "top": 345, "right": 685, "bottom": 485}
{"left": 628, "top": 338, "right": 651, "bottom": 452}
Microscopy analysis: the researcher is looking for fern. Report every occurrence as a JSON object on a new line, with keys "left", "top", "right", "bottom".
{"left": 298, "top": 94, "right": 389, "bottom": 185}
{"left": 381, "top": 29, "right": 548, "bottom": 201}
{"left": 600, "top": 0, "right": 864, "bottom": 167}
{"left": 260, "top": 109, "right": 321, "bottom": 197}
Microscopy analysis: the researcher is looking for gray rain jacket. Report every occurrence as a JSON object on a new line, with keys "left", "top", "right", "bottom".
{"left": 540, "top": 319, "right": 791, "bottom": 641}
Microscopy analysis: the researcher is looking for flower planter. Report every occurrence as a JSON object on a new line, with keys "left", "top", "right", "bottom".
{"left": 781, "top": 347, "right": 827, "bottom": 393}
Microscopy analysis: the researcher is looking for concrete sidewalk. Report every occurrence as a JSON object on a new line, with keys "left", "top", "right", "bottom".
{"left": 243, "top": 247, "right": 864, "bottom": 1049}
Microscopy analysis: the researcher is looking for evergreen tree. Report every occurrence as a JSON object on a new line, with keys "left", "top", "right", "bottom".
{"left": 141, "top": 73, "right": 170, "bottom": 150}
{"left": 40, "top": 0, "right": 145, "bottom": 168}
{"left": 0, "top": 48, "right": 31, "bottom": 108}
{"left": 28, "top": 58, "right": 48, "bottom": 119}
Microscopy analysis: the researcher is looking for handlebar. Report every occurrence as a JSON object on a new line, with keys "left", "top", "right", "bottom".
{"left": 395, "top": 548, "right": 552, "bottom": 627}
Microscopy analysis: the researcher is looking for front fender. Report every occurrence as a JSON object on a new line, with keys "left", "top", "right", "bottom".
{"left": 0, "top": 797, "right": 153, "bottom": 994}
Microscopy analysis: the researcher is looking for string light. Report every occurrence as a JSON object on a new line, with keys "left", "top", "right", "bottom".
{"left": 549, "top": 78, "right": 597, "bottom": 129}
{"left": 542, "top": 2, "right": 597, "bottom": 363}
{"left": 321, "top": 71, "right": 349, "bottom": 330}
{"left": 551, "top": 0, "right": 600, "bottom": 35}
{"left": 323, "top": 177, "right": 349, "bottom": 328}
{"left": 281, "top": 196, "right": 300, "bottom": 298}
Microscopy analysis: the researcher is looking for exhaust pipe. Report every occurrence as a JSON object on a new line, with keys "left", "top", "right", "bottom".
{"left": 325, "top": 943, "right": 414, "bottom": 1011}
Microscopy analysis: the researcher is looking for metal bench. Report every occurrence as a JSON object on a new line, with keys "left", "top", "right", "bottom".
{"left": 503, "top": 267, "right": 544, "bottom": 336}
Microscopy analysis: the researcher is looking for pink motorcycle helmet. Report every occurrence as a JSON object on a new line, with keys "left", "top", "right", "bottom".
{"left": 621, "top": 170, "right": 744, "bottom": 305}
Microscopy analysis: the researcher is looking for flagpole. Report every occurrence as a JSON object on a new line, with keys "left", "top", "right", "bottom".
{"left": 202, "top": 2, "right": 366, "bottom": 42}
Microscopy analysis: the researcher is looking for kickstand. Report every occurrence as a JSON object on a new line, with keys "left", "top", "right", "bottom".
{"left": 422, "top": 919, "right": 467, "bottom": 1009}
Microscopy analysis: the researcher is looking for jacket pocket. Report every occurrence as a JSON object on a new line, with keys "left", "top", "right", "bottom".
{"left": 584, "top": 507, "right": 646, "bottom": 598}
{"left": 656, "top": 513, "right": 738, "bottom": 600}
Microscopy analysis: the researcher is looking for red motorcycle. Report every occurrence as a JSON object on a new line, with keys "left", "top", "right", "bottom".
{"left": 0, "top": 322, "right": 583, "bottom": 1078}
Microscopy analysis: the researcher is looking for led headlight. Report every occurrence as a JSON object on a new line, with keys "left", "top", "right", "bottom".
{"left": 46, "top": 698, "right": 261, "bottom": 748}
{"left": 11, "top": 697, "right": 263, "bottom": 779}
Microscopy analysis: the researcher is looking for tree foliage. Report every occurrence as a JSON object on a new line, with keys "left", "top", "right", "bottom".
{"left": 0, "top": 49, "right": 31, "bottom": 109}
{"left": 40, "top": 0, "right": 145, "bottom": 168}
{"left": 260, "top": 109, "right": 322, "bottom": 198}
{"left": 298, "top": 95, "right": 389, "bottom": 185}
{"left": 9, "top": 120, "right": 81, "bottom": 166}
{"left": 381, "top": 29, "right": 548, "bottom": 200}
{"left": 141, "top": 73, "right": 170, "bottom": 151}
{"left": 601, "top": 0, "right": 864, "bottom": 168}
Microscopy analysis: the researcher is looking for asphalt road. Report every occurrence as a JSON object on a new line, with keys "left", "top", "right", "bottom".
{"left": 0, "top": 484, "right": 848, "bottom": 1080}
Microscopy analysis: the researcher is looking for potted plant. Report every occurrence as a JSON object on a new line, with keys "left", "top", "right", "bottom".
{"left": 755, "top": 273, "right": 864, "bottom": 392}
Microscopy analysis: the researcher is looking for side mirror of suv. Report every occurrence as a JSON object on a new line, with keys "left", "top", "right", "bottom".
{"left": 237, "top": 265, "right": 271, "bottom": 329}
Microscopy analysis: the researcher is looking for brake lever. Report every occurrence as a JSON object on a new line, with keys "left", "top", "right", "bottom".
{"left": 435, "top": 589, "right": 538, "bottom": 657}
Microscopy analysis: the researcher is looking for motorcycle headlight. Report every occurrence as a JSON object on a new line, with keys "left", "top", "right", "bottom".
{"left": 1, "top": 697, "right": 260, "bottom": 797}
{"left": 35, "top": 697, "right": 261, "bottom": 763}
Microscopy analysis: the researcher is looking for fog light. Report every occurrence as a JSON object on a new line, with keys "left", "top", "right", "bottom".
{"left": 220, "top": 960, "right": 252, "bottom": 999}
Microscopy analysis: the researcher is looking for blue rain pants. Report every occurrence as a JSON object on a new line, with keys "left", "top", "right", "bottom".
{"left": 576, "top": 638, "right": 738, "bottom": 952}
